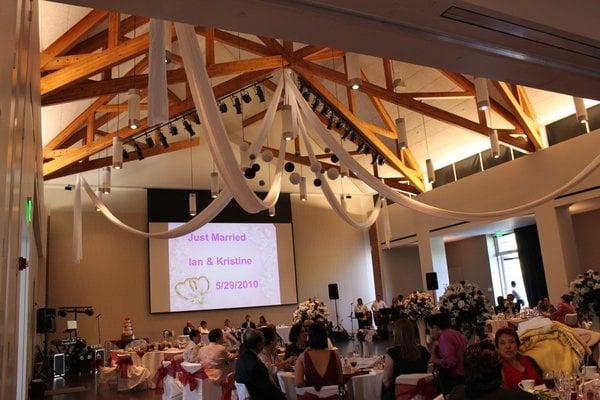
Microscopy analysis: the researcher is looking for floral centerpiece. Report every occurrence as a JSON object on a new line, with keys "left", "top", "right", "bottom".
{"left": 402, "top": 291, "right": 434, "bottom": 320}
{"left": 292, "top": 298, "right": 330, "bottom": 324}
{"left": 438, "top": 281, "right": 492, "bottom": 338}
{"left": 570, "top": 270, "right": 600, "bottom": 318}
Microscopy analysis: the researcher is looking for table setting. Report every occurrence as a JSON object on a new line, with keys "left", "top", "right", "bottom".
{"left": 517, "top": 365, "right": 600, "bottom": 399}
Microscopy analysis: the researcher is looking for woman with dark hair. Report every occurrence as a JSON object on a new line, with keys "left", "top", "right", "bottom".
{"left": 382, "top": 319, "right": 430, "bottom": 400}
{"left": 550, "top": 294, "right": 577, "bottom": 326}
{"left": 259, "top": 315, "right": 268, "bottom": 327}
{"left": 295, "top": 323, "right": 343, "bottom": 388}
{"left": 448, "top": 341, "right": 536, "bottom": 400}
{"left": 495, "top": 327, "right": 543, "bottom": 390}
{"left": 285, "top": 323, "right": 307, "bottom": 359}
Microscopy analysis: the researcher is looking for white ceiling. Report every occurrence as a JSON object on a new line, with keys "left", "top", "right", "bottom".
{"left": 40, "top": 1, "right": 599, "bottom": 196}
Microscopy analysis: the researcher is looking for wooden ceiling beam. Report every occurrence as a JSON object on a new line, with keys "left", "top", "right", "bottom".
{"left": 195, "top": 27, "right": 274, "bottom": 57}
{"left": 40, "top": 10, "right": 109, "bottom": 68}
{"left": 382, "top": 59, "right": 394, "bottom": 91}
{"left": 205, "top": 28, "right": 215, "bottom": 65}
{"left": 258, "top": 36, "right": 285, "bottom": 55}
{"left": 293, "top": 45, "right": 324, "bottom": 60}
{"left": 107, "top": 12, "right": 120, "bottom": 49}
{"left": 68, "top": 16, "right": 149, "bottom": 55}
{"left": 305, "top": 49, "right": 345, "bottom": 62}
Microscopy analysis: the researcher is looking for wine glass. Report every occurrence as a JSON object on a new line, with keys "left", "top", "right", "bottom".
{"left": 543, "top": 371, "right": 556, "bottom": 390}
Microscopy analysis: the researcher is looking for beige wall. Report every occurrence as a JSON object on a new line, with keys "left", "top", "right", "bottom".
{"left": 380, "top": 245, "right": 422, "bottom": 303}
{"left": 44, "top": 186, "right": 375, "bottom": 343}
{"left": 573, "top": 209, "right": 600, "bottom": 274}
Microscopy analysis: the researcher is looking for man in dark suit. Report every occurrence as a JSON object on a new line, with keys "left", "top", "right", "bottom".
{"left": 183, "top": 320, "right": 194, "bottom": 335}
{"left": 235, "top": 329, "right": 285, "bottom": 400}
{"left": 241, "top": 314, "right": 256, "bottom": 330}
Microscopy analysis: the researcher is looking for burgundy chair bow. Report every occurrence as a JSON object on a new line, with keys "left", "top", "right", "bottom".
{"left": 179, "top": 369, "right": 208, "bottom": 392}
{"left": 395, "top": 377, "right": 437, "bottom": 400}
{"left": 153, "top": 364, "right": 176, "bottom": 388}
{"left": 116, "top": 356, "right": 133, "bottom": 379}
{"left": 297, "top": 393, "right": 339, "bottom": 400}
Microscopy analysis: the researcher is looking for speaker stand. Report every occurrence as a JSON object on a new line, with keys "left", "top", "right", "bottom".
{"left": 333, "top": 298, "right": 341, "bottom": 330}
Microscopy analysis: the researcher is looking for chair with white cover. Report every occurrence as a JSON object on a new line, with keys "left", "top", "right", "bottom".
{"left": 116, "top": 354, "right": 151, "bottom": 391}
{"left": 157, "top": 361, "right": 183, "bottom": 400}
{"left": 180, "top": 362, "right": 205, "bottom": 400}
{"left": 296, "top": 385, "right": 340, "bottom": 400}
{"left": 433, "top": 395, "right": 444, "bottom": 400}
{"left": 395, "top": 373, "right": 435, "bottom": 400}
{"left": 234, "top": 382, "right": 251, "bottom": 400}
{"left": 565, "top": 313, "right": 579, "bottom": 327}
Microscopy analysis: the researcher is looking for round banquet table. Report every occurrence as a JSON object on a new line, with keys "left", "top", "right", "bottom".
{"left": 109, "top": 348, "right": 184, "bottom": 389}
{"left": 277, "top": 369, "right": 383, "bottom": 400}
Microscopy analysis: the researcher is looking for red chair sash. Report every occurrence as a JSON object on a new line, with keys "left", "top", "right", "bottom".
{"left": 395, "top": 377, "right": 437, "bottom": 400}
{"left": 153, "top": 364, "right": 177, "bottom": 388}
{"left": 297, "top": 393, "right": 339, "bottom": 400}
{"left": 179, "top": 369, "right": 208, "bottom": 392}
{"left": 116, "top": 356, "right": 133, "bottom": 379}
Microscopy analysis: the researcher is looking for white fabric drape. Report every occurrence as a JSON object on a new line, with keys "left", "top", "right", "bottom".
{"left": 175, "top": 23, "right": 285, "bottom": 213}
{"left": 148, "top": 19, "right": 169, "bottom": 126}
{"left": 73, "top": 175, "right": 83, "bottom": 263}
{"left": 285, "top": 73, "right": 600, "bottom": 221}
{"left": 382, "top": 199, "right": 391, "bottom": 249}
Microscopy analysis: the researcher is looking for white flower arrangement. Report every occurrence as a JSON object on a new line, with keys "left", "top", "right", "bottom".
{"left": 292, "top": 298, "right": 330, "bottom": 324}
{"left": 570, "top": 269, "right": 600, "bottom": 318}
{"left": 402, "top": 291, "right": 434, "bottom": 320}
{"left": 438, "top": 282, "right": 492, "bottom": 338}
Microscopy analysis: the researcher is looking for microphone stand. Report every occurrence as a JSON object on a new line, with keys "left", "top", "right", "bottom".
{"left": 349, "top": 302, "right": 355, "bottom": 339}
{"left": 95, "top": 314, "right": 102, "bottom": 345}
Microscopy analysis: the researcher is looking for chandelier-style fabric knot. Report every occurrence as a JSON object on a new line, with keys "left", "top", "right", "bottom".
{"left": 116, "top": 356, "right": 133, "bottom": 379}
{"left": 153, "top": 363, "right": 176, "bottom": 387}
{"left": 179, "top": 368, "right": 208, "bottom": 391}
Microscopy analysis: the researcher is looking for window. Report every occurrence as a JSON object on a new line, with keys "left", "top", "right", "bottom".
{"left": 490, "top": 232, "right": 529, "bottom": 307}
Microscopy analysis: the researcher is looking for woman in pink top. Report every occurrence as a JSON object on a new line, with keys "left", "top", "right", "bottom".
{"left": 550, "top": 294, "right": 577, "bottom": 326}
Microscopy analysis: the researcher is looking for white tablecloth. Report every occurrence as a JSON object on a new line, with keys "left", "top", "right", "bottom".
{"left": 109, "top": 349, "right": 183, "bottom": 389}
{"left": 277, "top": 369, "right": 383, "bottom": 400}
{"left": 276, "top": 326, "right": 292, "bottom": 344}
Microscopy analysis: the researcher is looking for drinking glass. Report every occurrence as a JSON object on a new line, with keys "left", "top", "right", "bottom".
{"left": 544, "top": 371, "right": 556, "bottom": 390}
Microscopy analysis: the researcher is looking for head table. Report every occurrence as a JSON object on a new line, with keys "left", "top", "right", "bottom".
{"left": 109, "top": 348, "right": 183, "bottom": 389}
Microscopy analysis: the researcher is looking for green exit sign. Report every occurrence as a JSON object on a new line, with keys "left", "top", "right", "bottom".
{"left": 24, "top": 197, "right": 33, "bottom": 224}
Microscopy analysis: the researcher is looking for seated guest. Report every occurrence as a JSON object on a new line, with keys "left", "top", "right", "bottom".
{"left": 295, "top": 322, "right": 343, "bottom": 388}
{"left": 448, "top": 341, "right": 535, "bottom": 400}
{"left": 241, "top": 314, "right": 256, "bottom": 330}
{"left": 183, "top": 320, "right": 194, "bottom": 335}
{"left": 425, "top": 313, "right": 468, "bottom": 394}
{"left": 235, "top": 329, "right": 286, "bottom": 400}
{"left": 183, "top": 329, "right": 202, "bottom": 362}
{"left": 382, "top": 319, "right": 430, "bottom": 400}
{"left": 391, "top": 297, "right": 400, "bottom": 308}
{"left": 223, "top": 319, "right": 234, "bottom": 333}
{"left": 199, "top": 320, "right": 210, "bottom": 335}
{"left": 505, "top": 294, "right": 520, "bottom": 314}
{"left": 536, "top": 297, "right": 556, "bottom": 314}
{"left": 494, "top": 327, "right": 543, "bottom": 390}
{"left": 551, "top": 294, "right": 577, "bottom": 326}
{"left": 197, "top": 328, "right": 237, "bottom": 384}
{"left": 259, "top": 315, "right": 268, "bottom": 327}
{"left": 285, "top": 323, "right": 307, "bottom": 359}
{"left": 259, "top": 326, "right": 294, "bottom": 378}
{"left": 494, "top": 296, "right": 506, "bottom": 314}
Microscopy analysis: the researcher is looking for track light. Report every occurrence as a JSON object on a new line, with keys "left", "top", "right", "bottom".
{"left": 426, "top": 159, "right": 435, "bottom": 183}
{"left": 346, "top": 52, "right": 362, "bottom": 90}
{"left": 489, "top": 129, "right": 500, "bottom": 158}
{"left": 183, "top": 120, "right": 195, "bottom": 136}
{"left": 255, "top": 86, "right": 265, "bottom": 103}
{"left": 112, "top": 137, "right": 123, "bottom": 169}
{"left": 191, "top": 112, "right": 200, "bottom": 125}
{"left": 282, "top": 105, "right": 294, "bottom": 141}
{"left": 299, "top": 177, "right": 307, "bottom": 201}
{"left": 349, "top": 132, "right": 356, "bottom": 141}
{"left": 145, "top": 134, "right": 155, "bottom": 148}
{"left": 134, "top": 143, "right": 144, "bottom": 160}
{"left": 341, "top": 164, "right": 349, "bottom": 178}
{"left": 169, "top": 125, "right": 178, "bottom": 136}
{"left": 84, "top": 308, "right": 94, "bottom": 316}
{"left": 342, "top": 128, "right": 351, "bottom": 140}
{"left": 474, "top": 77, "right": 490, "bottom": 111}
{"left": 395, "top": 117, "right": 408, "bottom": 149}
{"left": 327, "top": 114, "right": 334, "bottom": 129}
{"left": 335, "top": 119, "right": 343, "bottom": 130}
{"left": 189, "top": 192, "right": 197, "bottom": 216}
{"left": 393, "top": 78, "right": 406, "bottom": 91}
{"left": 218, "top": 101, "right": 228, "bottom": 113}
{"left": 269, "top": 205, "right": 276, "bottom": 217}
{"left": 302, "top": 90, "right": 311, "bottom": 101}
{"left": 233, "top": 96, "right": 242, "bottom": 114}
{"left": 122, "top": 149, "right": 129, "bottom": 160}
{"left": 311, "top": 98, "right": 320, "bottom": 111}
{"left": 128, "top": 88, "right": 141, "bottom": 129}
{"left": 320, "top": 104, "right": 330, "bottom": 116}
{"left": 241, "top": 90, "right": 252, "bottom": 104}
{"left": 573, "top": 97, "right": 589, "bottom": 126}
{"left": 363, "top": 146, "right": 370, "bottom": 155}
{"left": 210, "top": 172, "right": 219, "bottom": 198}
{"left": 356, "top": 142, "right": 365, "bottom": 153}
{"left": 100, "top": 166, "right": 111, "bottom": 194}
{"left": 377, "top": 155, "right": 385, "bottom": 165}
{"left": 370, "top": 153, "right": 378, "bottom": 164}
{"left": 156, "top": 129, "right": 169, "bottom": 148}
{"left": 58, "top": 309, "right": 68, "bottom": 317}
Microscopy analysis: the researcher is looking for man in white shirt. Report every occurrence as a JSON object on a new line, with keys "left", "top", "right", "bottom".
{"left": 183, "top": 329, "right": 202, "bottom": 362}
{"left": 354, "top": 298, "right": 370, "bottom": 329}
{"left": 371, "top": 295, "right": 387, "bottom": 328}
{"left": 199, "top": 320, "right": 210, "bottom": 335}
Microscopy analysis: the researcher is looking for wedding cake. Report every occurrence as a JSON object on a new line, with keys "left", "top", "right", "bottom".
{"left": 121, "top": 317, "right": 134, "bottom": 340}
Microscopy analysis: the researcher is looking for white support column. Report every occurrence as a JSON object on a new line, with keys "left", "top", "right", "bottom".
{"left": 414, "top": 213, "right": 450, "bottom": 299}
{"left": 534, "top": 203, "right": 581, "bottom": 303}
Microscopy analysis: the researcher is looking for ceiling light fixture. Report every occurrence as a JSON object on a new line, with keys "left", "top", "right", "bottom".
{"left": 145, "top": 134, "right": 155, "bottom": 148}
{"left": 233, "top": 96, "right": 242, "bottom": 114}
{"left": 100, "top": 166, "right": 111, "bottom": 194}
{"left": 218, "top": 101, "right": 228, "bottom": 113}
{"left": 474, "top": 77, "right": 490, "bottom": 111}
{"left": 210, "top": 172, "right": 219, "bottom": 198}
{"left": 299, "top": 177, "right": 307, "bottom": 201}
{"left": 188, "top": 192, "right": 197, "bottom": 216}
{"left": 241, "top": 90, "right": 252, "bottom": 104}
{"left": 346, "top": 52, "right": 362, "bottom": 90}
{"left": 489, "top": 129, "right": 500, "bottom": 158}
{"left": 156, "top": 129, "right": 169, "bottom": 148}
{"left": 311, "top": 98, "right": 320, "bottom": 111}
{"left": 395, "top": 117, "right": 408, "bottom": 149}
{"left": 128, "top": 88, "right": 141, "bottom": 129}
{"left": 169, "top": 125, "right": 178, "bottom": 136}
{"left": 112, "top": 137, "right": 123, "bottom": 169}
{"left": 282, "top": 105, "right": 294, "bottom": 141}
{"left": 183, "top": 120, "right": 195, "bottom": 136}
{"left": 426, "top": 158, "right": 435, "bottom": 184}
{"left": 393, "top": 77, "right": 407, "bottom": 92}
{"left": 122, "top": 149, "right": 129, "bottom": 160}
{"left": 134, "top": 143, "right": 144, "bottom": 160}
{"left": 573, "top": 97, "right": 590, "bottom": 132}
{"left": 255, "top": 86, "right": 265, "bottom": 103}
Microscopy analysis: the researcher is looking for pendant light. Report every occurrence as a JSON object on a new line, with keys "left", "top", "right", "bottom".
{"left": 490, "top": 129, "right": 500, "bottom": 158}
{"left": 346, "top": 52, "right": 361, "bottom": 90}
{"left": 210, "top": 171, "right": 219, "bottom": 198}
{"left": 573, "top": 97, "right": 590, "bottom": 133}
{"left": 282, "top": 104, "right": 294, "bottom": 141}
{"left": 188, "top": 192, "right": 197, "bottom": 216}
{"left": 112, "top": 137, "right": 123, "bottom": 169}
{"left": 299, "top": 177, "right": 307, "bottom": 201}
{"left": 474, "top": 77, "right": 490, "bottom": 111}
{"left": 239, "top": 143, "right": 250, "bottom": 171}
{"left": 340, "top": 164, "right": 349, "bottom": 178}
{"left": 100, "top": 166, "right": 111, "bottom": 194}
{"left": 268, "top": 205, "right": 276, "bottom": 217}
{"left": 95, "top": 188, "right": 102, "bottom": 212}
{"left": 128, "top": 88, "right": 141, "bottom": 129}
{"left": 422, "top": 114, "right": 435, "bottom": 184}
{"left": 395, "top": 117, "right": 408, "bottom": 149}
{"left": 164, "top": 21, "right": 172, "bottom": 63}
{"left": 340, "top": 195, "right": 348, "bottom": 212}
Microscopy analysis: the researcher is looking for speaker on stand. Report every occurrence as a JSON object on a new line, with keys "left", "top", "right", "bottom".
{"left": 328, "top": 283, "right": 349, "bottom": 342}
{"left": 426, "top": 272, "right": 439, "bottom": 305}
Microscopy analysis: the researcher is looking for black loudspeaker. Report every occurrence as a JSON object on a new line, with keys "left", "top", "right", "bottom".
{"left": 36, "top": 308, "right": 56, "bottom": 334}
{"left": 328, "top": 283, "right": 339, "bottom": 300}
{"left": 426, "top": 272, "right": 439, "bottom": 291}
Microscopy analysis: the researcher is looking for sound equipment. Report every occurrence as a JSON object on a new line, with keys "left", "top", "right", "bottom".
{"left": 328, "top": 283, "right": 339, "bottom": 300}
{"left": 47, "top": 353, "right": 65, "bottom": 377}
{"left": 426, "top": 272, "right": 439, "bottom": 291}
{"left": 36, "top": 308, "right": 56, "bottom": 334}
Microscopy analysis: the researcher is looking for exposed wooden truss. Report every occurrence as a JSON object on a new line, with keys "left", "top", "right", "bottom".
{"left": 40, "top": 11, "right": 543, "bottom": 195}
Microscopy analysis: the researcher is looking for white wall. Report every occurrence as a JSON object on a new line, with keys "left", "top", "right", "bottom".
{"left": 573, "top": 209, "right": 600, "bottom": 273}
{"left": 43, "top": 186, "right": 375, "bottom": 343}
{"left": 380, "top": 245, "right": 422, "bottom": 303}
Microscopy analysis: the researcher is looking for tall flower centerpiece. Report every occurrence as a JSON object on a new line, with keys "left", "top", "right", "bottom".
{"left": 438, "top": 282, "right": 492, "bottom": 339}
{"left": 570, "top": 270, "right": 600, "bottom": 327}
{"left": 293, "top": 298, "right": 330, "bottom": 325}
{"left": 402, "top": 291, "right": 435, "bottom": 346}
